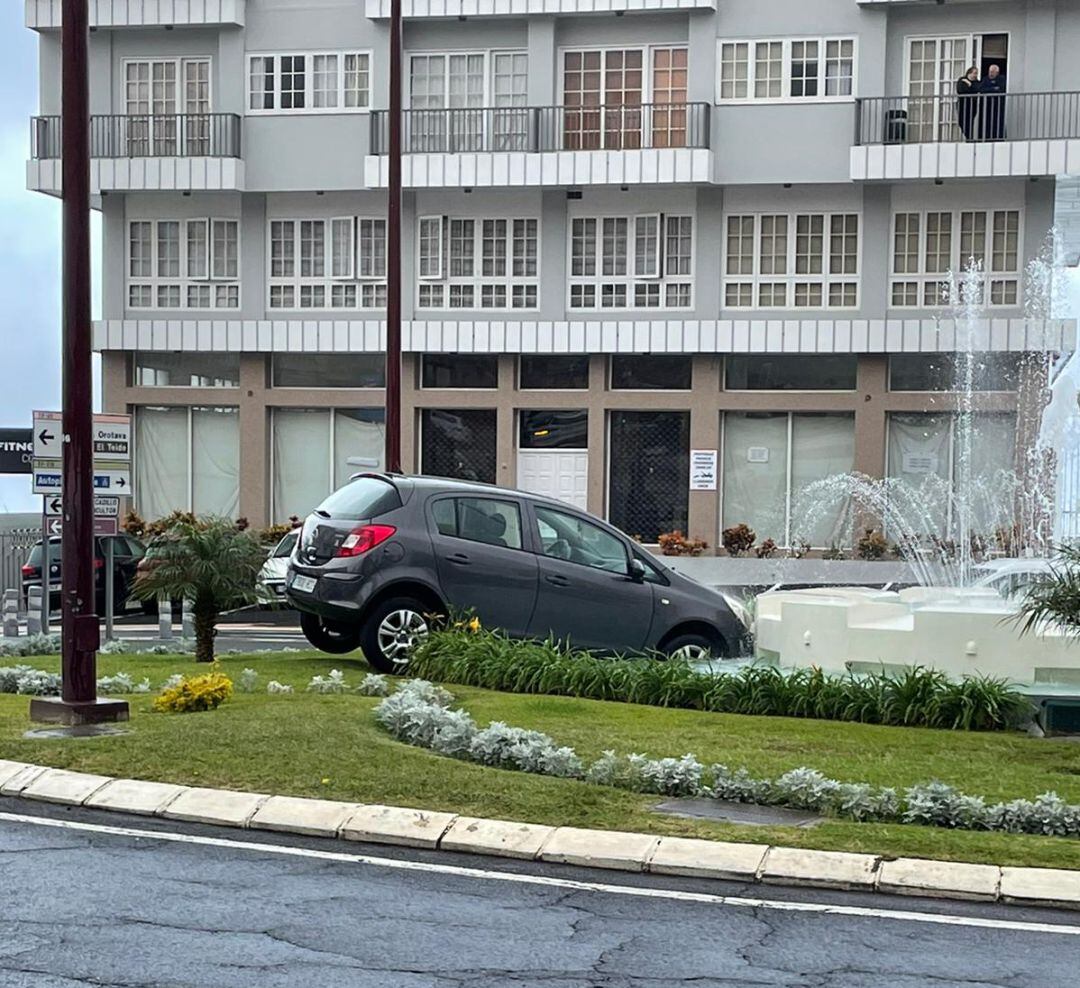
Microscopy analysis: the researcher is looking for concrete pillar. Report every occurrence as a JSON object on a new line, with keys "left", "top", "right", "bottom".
{"left": 860, "top": 185, "right": 892, "bottom": 318}
{"left": 401, "top": 353, "right": 420, "bottom": 472}
{"left": 158, "top": 599, "right": 173, "bottom": 640}
{"left": 496, "top": 356, "right": 516, "bottom": 488}
{"left": 586, "top": 355, "right": 607, "bottom": 517}
{"left": 526, "top": 17, "right": 556, "bottom": 106}
{"left": 182, "top": 599, "right": 195, "bottom": 639}
{"left": 2, "top": 590, "right": 18, "bottom": 639}
{"left": 239, "top": 354, "right": 269, "bottom": 526}
{"left": 687, "top": 356, "right": 721, "bottom": 546}
{"left": 26, "top": 589, "right": 42, "bottom": 636}
{"left": 854, "top": 355, "right": 889, "bottom": 480}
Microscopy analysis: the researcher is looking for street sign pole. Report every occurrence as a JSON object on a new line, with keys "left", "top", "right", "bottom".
{"left": 104, "top": 536, "right": 114, "bottom": 643}
{"left": 30, "top": 0, "right": 127, "bottom": 725}
{"left": 385, "top": 0, "right": 403, "bottom": 474}
{"left": 40, "top": 524, "right": 50, "bottom": 636}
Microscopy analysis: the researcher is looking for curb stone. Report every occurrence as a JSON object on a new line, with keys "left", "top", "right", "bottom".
{"left": 1, "top": 761, "right": 1078, "bottom": 911}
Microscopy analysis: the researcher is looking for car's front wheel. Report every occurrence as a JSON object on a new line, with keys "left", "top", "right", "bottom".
{"left": 300, "top": 611, "right": 363, "bottom": 655}
{"left": 664, "top": 632, "right": 723, "bottom": 664}
{"left": 360, "top": 596, "right": 433, "bottom": 673}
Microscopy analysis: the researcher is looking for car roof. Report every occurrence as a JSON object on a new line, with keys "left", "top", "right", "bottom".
{"left": 357, "top": 472, "right": 594, "bottom": 516}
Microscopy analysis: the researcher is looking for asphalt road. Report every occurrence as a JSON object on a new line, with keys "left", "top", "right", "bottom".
{"left": 1, "top": 801, "right": 1079, "bottom": 987}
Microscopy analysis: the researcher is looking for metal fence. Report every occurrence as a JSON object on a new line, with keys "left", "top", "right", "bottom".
{"left": 370, "top": 102, "right": 711, "bottom": 155}
{"left": 855, "top": 91, "right": 1080, "bottom": 146}
{"left": 31, "top": 113, "right": 243, "bottom": 159}
{"left": 0, "top": 530, "right": 38, "bottom": 609}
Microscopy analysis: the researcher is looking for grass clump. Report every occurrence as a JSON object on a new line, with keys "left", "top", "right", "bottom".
{"left": 409, "top": 629, "right": 1032, "bottom": 731}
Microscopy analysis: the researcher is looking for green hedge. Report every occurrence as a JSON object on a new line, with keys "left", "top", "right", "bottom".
{"left": 408, "top": 630, "right": 1032, "bottom": 732}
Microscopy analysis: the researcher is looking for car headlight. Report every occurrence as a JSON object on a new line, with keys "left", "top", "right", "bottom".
{"left": 720, "top": 593, "right": 752, "bottom": 631}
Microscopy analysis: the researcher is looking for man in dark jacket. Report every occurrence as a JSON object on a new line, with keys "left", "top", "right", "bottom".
{"left": 981, "top": 64, "right": 1007, "bottom": 140}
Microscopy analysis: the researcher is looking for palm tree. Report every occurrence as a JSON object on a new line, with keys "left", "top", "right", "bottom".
{"left": 1016, "top": 543, "right": 1080, "bottom": 639}
{"left": 132, "top": 516, "right": 270, "bottom": 662}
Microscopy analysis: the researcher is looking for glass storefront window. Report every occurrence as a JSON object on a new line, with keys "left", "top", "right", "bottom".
{"left": 519, "top": 410, "right": 588, "bottom": 449}
{"left": 608, "top": 411, "right": 689, "bottom": 542}
{"left": 610, "top": 355, "right": 692, "bottom": 390}
{"left": 519, "top": 355, "right": 590, "bottom": 390}
{"left": 272, "top": 408, "right": 385, "bottom": 521}
{"left": 725, "top": 354, "right": 857, "bottom": 391}
{"left": 272, "top": 354, "right": 386, "bottom": 388}
{"left": 421, "top": 409, "right": 497, "bottom": 483}
{"left": 888, "top": 353, "right": 1023, "bottom": 392}
{"left": 135, "top": 406, "right": 239, "bottom": 520}
{"left": 134, "top": 352, "right": 240, "bottom": 387}
{"left": 722, "top": 412, "right": 855, "bottom": 547}
{"left": 421, "top": 354, "right": 499, "bottom": 389}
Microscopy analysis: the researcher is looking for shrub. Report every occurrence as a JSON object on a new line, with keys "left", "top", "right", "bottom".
{"left": 408, "top": 628, "right": 1031, "bottom": 732}
{"left": 307, "top": 669, "right": 348, "bottom": 694}
{"left": 267, "top": 680, "right": 294, "bottom": 694}
{"left": 357, "top": 673, "right": 391, "bottom": 697}
{"left": 821, "top": 544, "right": 846, "bottom": 561}
{"left": 0, "top": 666, "right": 61, "bottom": 695}
{"left": 153, "top": 671, "right": 233, "bottom": 713}
{"left": 97, "top": 672, "right": 152, "bottom": 695}
{"left": 754, "top": 538, "right": 777, "bottom": 560}
{"left": 855, "top": 528, "right": 889, "bottom": 561}
{"left": 657, "top": 531, "right": 709, "bottom": 557}
{"left": 721, "top": 524, "right": 755, "bottom": 557}
{"left": 0, "top": 634, "right": 63, "bottom": 659}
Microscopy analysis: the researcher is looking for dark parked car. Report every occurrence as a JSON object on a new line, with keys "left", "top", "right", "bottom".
{"left": 286, "top": 474, "right": 748, "bottom": 672}
{"left": 21, "top": 535, "right": 146, "bottom": 614}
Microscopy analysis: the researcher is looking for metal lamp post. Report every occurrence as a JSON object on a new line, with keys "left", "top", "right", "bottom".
{"left": 30, "top": 0, "right": 128, "bottom": 725}
{"left": 385, "top": 0, "right": 403, "bottom": 474}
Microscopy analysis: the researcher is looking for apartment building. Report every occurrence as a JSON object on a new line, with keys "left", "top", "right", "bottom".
{"left": 25, "top": 0, "right": 1079, "bottom": 546}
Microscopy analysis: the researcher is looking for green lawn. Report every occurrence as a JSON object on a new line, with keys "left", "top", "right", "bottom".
{"left": 1, "top": 650, "right": 1079, "bottom": 871}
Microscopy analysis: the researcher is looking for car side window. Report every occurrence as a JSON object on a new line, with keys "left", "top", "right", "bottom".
{"left": 534, "top": 506, "right": 628, "bottom": 574}
{"left": 432, "top": 497, "right": 524, "bottom": 550}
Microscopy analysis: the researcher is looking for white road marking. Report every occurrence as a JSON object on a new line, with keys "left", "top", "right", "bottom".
{"left": 2, "top": 810, "right": 1077, "bottom": 936}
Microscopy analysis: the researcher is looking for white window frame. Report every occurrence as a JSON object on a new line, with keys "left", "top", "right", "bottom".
{"left": 888, "top": 208, "right": 1023, "bottom": 311}
{"left": 122, "top": 56, "right": 214, "bottom": 114}
{"left": 415, "top": 215, "right": 540, "bottom": 312}
{"left": 405, "top": 49, "right": 528, "bottom": 110}
{"left": 127, "top": 217, "right": 240, "bottom": 312}
{"left": 715, "top": 37, "right": 857, "bottom": 104}
{"left": 721, "top": 211, "right": 861, "bottom": 311}
{"left": 246, "top": 50, "right": 372, "bottom": 115}
{"left": 567, "top": 211, "right": 695, "bottom": 312}
{"left": 267, "top": 216, "right": 387, "bottom": 311}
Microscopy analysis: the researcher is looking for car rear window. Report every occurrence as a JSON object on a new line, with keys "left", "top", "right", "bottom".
{"left": 315, "top": 477, "right": 402, "bottom": 520}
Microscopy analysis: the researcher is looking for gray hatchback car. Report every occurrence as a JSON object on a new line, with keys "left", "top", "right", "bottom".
{"left": 286, "top": 473, "right": 747, "bottom": 672}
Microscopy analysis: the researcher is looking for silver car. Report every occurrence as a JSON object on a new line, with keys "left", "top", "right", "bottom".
{"left": 259, "top": 530, "right": 299, "bottom": 604}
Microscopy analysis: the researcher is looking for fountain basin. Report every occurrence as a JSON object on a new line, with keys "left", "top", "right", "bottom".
{"left": 754, "top": 586, "right": 1077, "bottom": 686}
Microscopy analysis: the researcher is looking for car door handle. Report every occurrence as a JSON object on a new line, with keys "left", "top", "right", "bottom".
{"left": 545, "top": 574, "right": 570, "bottom": 588}
{"left": 445, "top": 553, "right": 471, "bottom": 565}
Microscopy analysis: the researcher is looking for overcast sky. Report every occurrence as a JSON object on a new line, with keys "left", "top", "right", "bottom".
{"left": 0, "top": 6, "right": 100, "bottom": 514}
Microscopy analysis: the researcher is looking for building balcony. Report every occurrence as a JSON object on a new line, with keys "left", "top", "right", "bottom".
{"left": 25, "top": 0, "right": 245, "bottom": 29}
{"left": 851, "top": 91, "right": 1080, "bottom": 180}
{"left": 363, "top": 103, "right": 713, "bottom": 188}
{"left": 28, "top": 113, "right": 244, "bottom": 194}
{"left": 363, "top": 0, "right": 713, "bottom": 18}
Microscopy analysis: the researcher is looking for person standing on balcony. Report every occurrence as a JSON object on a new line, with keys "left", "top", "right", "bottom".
{"left": 981, "top": 64, "right": 1007, "bottom": 140}
{"left": 956, "top": 67, "right": 981, "bottom": 141}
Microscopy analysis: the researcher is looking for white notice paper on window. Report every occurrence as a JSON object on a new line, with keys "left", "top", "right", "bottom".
{"left": 690, "top": 449, "right": 718, "bottom": 491}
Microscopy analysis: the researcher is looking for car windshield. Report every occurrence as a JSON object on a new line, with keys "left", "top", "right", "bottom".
{"left": 315, "top": 476, "right": 402, "bottom": 520}
{"left": 272, "top": 531, "right": 298, "bottom": 558}
{"left": 24, "top": 539, "right": 61, "bottom": 567}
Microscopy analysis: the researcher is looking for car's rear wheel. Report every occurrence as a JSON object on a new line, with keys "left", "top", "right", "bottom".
{"left": 300, "top": 611, "right": 363, "bottom": 655}
{"left": 360, "top": 596, "right": 433, "bottom": 673}
{"left": 664, "top": 632, "right": 723, "bottom": 664}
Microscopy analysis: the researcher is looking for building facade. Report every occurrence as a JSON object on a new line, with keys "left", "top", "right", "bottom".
{"left": 26, "top": 0, "right": 1079, "bottom": 544}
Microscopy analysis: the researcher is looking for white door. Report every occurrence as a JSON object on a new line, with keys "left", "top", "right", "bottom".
{"left": 905, "top": 36, "right": 978, "bottom": 142}
{"left": 517, "top": 450, "right": 589, "bottom": 511}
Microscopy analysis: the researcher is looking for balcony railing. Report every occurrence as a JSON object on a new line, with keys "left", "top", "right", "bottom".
{"left": 855, "top": 91, "right": 1080, "bottom": 146}
{"left": 369, "top": 103, "right": 710, "bottom": 155}
{"left": 31, "top": 114, "right": 243, "bottom": 159}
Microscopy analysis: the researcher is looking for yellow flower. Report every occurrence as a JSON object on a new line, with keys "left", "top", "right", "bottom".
{"left": 320, "top": 777, "right": 330, "bottom": 785}
{"left": 467, "top": 616, "right": 481, "bottom": 633}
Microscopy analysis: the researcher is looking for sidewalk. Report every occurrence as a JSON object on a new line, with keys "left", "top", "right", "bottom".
{"left": 2, "top": 759, "right": 1078, "bottom": 912}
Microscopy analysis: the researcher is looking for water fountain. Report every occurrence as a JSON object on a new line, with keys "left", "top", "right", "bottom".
{"left": 755, "top": 233, "right": 1080, "bottom": 691}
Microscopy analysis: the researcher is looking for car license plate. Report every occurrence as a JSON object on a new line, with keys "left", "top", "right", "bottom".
{"left": 292, "top": 574, "right": 317, "bottom": 593}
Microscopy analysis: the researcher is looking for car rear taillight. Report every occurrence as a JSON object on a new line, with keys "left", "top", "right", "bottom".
{"left": 21, "top": 565, "right": 34, "bottom": 578}
{"left": 94, "top": 558, "right": 104, "bottom": 570}
{"left": 334, "top": 524, "right": 396, "bottom": 558}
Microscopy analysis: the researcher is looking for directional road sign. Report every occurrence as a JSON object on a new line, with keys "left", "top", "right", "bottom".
{"left": 42, "top": 516, "right": 120, "bottom": 538}
{"left": 92, "top": 414, "right": 131, "bottom": 461}
{"left": 33, "top": 459, "right": 132, "bottom": 495}
{"left": 32, "top": 411, "right": 61, "bottom": 459}
{"left": 43, "top": 494, "right": 119, "bottom": 518}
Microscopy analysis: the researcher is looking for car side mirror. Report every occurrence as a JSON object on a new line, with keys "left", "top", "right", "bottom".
{"left": 628, "top": 558, "right": 647, "bottom": 584}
